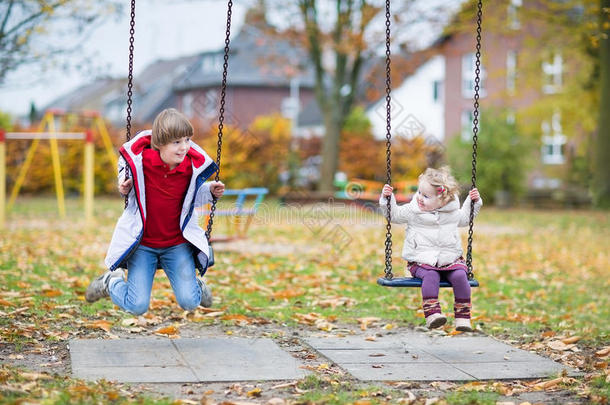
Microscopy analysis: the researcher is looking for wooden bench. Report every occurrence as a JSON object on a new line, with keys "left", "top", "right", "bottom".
{"left": 200, "top": 187, "right": 268, "bottom": 241}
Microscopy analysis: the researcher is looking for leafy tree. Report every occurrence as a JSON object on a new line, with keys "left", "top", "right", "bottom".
{"left": 197, "top": 114, "right": 292, "bottom": 194}
{"left": 594, "top": 0, "right": 610, "bottom": 207}
{"left": 339, "top": 107, "right": 434, "bottom": 183}
{"left": 264, "top": 0, "right": 448, "bottom": 192}
{"left": 28, "top": 101, "right": 38, "bottom": 126}
{"left": 451, "top": 0, "right": 608, "bottom": 206}
{"left": 339, "top": 106, "right": 384, "bottom": 180}
{"left": 0, "top": 110, "right": 12, "bottom": 131}
{"left": 0, "top": 0, "right": 121, "bottom": 85}
{"left": 448, "top": 110, "right": 536, "bottom": 205}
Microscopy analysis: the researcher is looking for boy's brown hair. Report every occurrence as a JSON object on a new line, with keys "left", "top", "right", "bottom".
{"left": 151, "top": 108, "right": 193, "bottom": 149}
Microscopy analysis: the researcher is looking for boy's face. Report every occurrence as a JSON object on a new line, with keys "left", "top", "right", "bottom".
{"left": 158, "top": 136, "right": 191, "bottom": 169}
{"left": 415, "top": 179, "right": 443, "bottom": 211}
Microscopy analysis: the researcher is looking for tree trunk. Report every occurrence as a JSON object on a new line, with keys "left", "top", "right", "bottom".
{"left": 319, "top": 107, "right": 342, "bottom": 192}
{"left": 594, "top": 0, "right": 610, "bottom": 207}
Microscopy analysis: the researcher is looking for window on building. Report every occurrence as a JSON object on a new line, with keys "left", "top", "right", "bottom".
{"left": 432, "top": 80, "right": 443, "bottom": 103}
{"left": 541, "top": 112, "right": 566, "bottom": 164}
{"left": 508, "top": 0, "right": 522, "bottom": 29}
{"left": 201, "top": 54, "right": 223, "bottom": 73}
{"left": 506, "top": 50, "right": 517, "bottom": 94}
{"left": 542, "top": 53, "right": 563, "bottom": 94}
{"left": 204, "top": 90, "right": 218, "bottom": 115}
{"left": 462, "top": 53, "right": 486, "bottom": 98}
{"left": 182, "top": 93, "right": 193, "bottom": 117}
{"left": 461, "top": 109, "right": 475, "bottom": 141}
{"left": 506, "top": 110, "right": 516, "bottom": 125}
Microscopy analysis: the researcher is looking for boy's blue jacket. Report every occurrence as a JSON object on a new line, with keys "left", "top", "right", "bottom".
{"left": 104, "top": 130, "right": 218, "bottom": 271}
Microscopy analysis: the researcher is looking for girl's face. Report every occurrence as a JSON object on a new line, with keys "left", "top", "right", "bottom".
{"left": 158, "top": 136, "right": 191, "bottom": 170}
{"left": 416, "top": 179, "right": 444, "bottom": 211}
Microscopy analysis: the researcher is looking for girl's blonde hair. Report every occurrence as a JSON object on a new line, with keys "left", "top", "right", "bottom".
{"left": 418, "top": 166, "right": 459, "bottom": 204}
{"left": 151, "top": 108, "right": 193, "bottom": 149}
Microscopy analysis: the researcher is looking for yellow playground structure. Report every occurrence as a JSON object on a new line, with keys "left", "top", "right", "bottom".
{"left": 0, "top": 110, "right": 117, "bottom": 228}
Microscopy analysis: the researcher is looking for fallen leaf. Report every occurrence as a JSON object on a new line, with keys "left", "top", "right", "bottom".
{"left": 358, "top": 317, "right": 381, "bottom": 331}
{"left": 272, "top": 288, "right": 304, "bottom": 299}
{"left": 0, "top": 299, "right": 14, "bottom": 307}
{"left": 534, "top": 377, "right": 562, "bottom": 390}
{"left": 270, "top": 382, "right": 298, "bottom": 390}
{"left": 314, "top": 318, "right": 336, "bottom": 331}
{"left": 155, "top": 325, "right": 178, "bottom": 336}
{"left": 547, "top": 340, "right": 569, "bottom": 351}
{"left": 121, "top": 318, "right": 138, "bottom": 326}
{"left": 42, "top": 289, "right": 62, "bottom": 298}
{"left": 21, "top": 372, "right": 52, "bottom": 381}
{"left": 87, "top": 320, "right": 112, "bottom": 332}
{"left": 204, "top": 311, "right": 225, "bottom": 317}
{"left": 246, "top": 387, "right": 262, "bottom": 397}
{"left": 561, "top": 336, "right": 581, "bottom": 344}
{"left": 595, "top": 347, "right": 610, "bottom": 357}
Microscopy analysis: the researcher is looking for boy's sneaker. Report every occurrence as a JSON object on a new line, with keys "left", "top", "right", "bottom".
{"left": 425, "top": 313, "right": 447, "bottom": 329}
{"left": 455, "top": 318, "right": 473, "bottom": 332}
{"left": 197, "top": 278, "right": 213, "bottom": 308}
{"left": 85, "top": 269, "right": 125, "bottom": 303}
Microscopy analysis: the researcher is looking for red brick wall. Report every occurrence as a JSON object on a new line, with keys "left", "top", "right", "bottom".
{"left": 178, "top": 86, "right": 315, "bottom": 130}
{"left": 441, "top": 28, "right": 545, "bottom": 140}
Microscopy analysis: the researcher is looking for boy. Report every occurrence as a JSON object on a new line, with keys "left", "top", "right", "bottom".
{"left": 85, "top": 108, "right": 224, "bottom": 315}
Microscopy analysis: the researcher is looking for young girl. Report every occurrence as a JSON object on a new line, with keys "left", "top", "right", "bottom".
{"left": 379, "top": 166, "right": 482, "bottom": 331}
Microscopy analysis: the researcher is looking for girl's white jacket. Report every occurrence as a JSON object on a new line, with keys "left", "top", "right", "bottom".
{"left": 379, "top": 193, "right": 483, "bottom": 267}
{"left": 104, "top": 130, "right": 218, "bottom": 271}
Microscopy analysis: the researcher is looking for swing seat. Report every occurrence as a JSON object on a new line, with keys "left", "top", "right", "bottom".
{"left": 377, "top": 277, "right": 479, "bottom": 288}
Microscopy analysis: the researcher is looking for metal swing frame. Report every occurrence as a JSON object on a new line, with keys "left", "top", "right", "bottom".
{"left": 377, "top": 0, "right": 483, "bottom": 288}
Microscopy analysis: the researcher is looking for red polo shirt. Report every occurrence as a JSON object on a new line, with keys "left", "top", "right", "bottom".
{"left": 140, "top": 148, "right": 193, "bottom": 248}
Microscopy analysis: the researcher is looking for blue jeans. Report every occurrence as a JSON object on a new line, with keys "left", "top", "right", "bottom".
{"left": 108, "top": 243, "right": 201, "bottom": 315}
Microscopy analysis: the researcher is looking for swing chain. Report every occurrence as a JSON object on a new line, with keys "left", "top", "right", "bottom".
{"left": 465, "top": 0, "right": 483, "bottom": 280}
{"left": 383, "top": 0, "right": 393, "bottom": 280}
{"left": 123, "top": 0, "right": 136, "bottom": 209}
{"left": 205, "top": 0, "right": 233, "bottom": 241}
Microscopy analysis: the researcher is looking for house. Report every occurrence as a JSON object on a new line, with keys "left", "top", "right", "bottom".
{"left": 173, "top": 24, "right": 316, "bottom": 131}
{"left": 42, "top": 77, "right": 126, "bottom": 116}
{"left": 366, "top": 0, "right": 582, "bottom": 192}
{"left": 44, "top": 10, "right": 317, "bottom": 132}
{"left": 43, "top": 55, "right": 199, "bottom": 127}
{"left": 367, "top": 53, "right": 445, "bottom": 143}
{"left": 103, "top": 54, "right": 200, "bottom": 126}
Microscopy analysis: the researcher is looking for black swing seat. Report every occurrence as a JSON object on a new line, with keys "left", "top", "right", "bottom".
{"left": 377, "top": 277, "right": 479, "bottom": 288}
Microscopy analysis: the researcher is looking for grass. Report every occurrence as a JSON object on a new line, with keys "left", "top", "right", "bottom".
{"left": 0, "top": 365, "right": 172, "bottom": 404}
{"left": 1, "top": 196, "right": 609, "bottom": 404}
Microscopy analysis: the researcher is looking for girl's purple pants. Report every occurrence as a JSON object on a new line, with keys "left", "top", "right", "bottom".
{"left": 412, "top": 265, "right": 472, "bottom": 319}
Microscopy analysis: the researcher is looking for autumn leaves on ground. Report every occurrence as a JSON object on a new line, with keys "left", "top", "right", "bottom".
{"left": 0, "top": 197, "right": 609, "bottom": 404}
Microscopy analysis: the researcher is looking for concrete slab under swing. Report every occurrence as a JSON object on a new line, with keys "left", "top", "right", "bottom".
{"left": 69, "top": 337, "right": 310, "bottom": 383}
{"left": 305, "top": 333, "right": 581, "bottom": 382}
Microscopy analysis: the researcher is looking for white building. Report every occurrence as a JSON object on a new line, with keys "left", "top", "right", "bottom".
{"left": 367, "top": 55, "right": 445, "bottom": 142}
